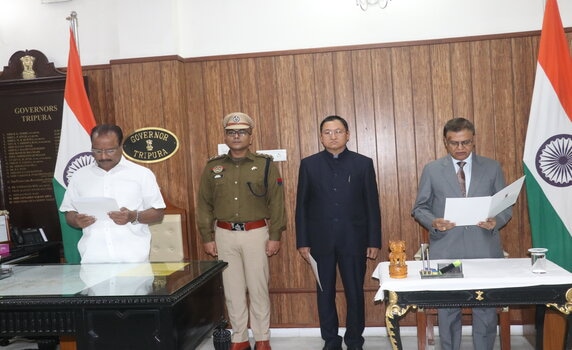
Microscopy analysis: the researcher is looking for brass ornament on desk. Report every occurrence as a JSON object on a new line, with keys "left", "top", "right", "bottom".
{"left": 388, "top": 240, "right": 408, "bottom": 278}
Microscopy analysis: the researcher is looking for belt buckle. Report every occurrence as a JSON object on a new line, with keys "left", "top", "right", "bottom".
{"left": 231, "top": 222, "right": 246, "bottom": 231}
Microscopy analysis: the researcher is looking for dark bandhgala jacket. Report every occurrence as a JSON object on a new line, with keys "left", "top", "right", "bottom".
{"left": 296, "top": 148, "right": 381, "bottom": 255}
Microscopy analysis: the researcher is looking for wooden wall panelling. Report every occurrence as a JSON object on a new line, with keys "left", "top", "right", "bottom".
{"left": 410, "top": 45, "right": 435, "bottom": 246}
{"left": 450, "top": 42, "right": 474, "bottom": 118}
{"left": 184, "top": 62, "right": 209, "bottom": 260}
{"left": 490, "top": 38, "right": 515, "bottom": 164}
{"left": 390, "top": 47, "right": 418, "bottom": 254}
{"left": 255, "top": 57, "right": 281, "bottom": 150}
{"left": 272, "top": 54, "right": 313, "bottom": 325}
{"left": 510, "top": 36, "right": 536, "bottom": 262}
{"left": 288, "top": 53, "right": 317, "bottom": 290}
{"left": 219, "top": 60, "right": 241, "bottom": 117}
{"left": 503, "top": 36, "right": 536, "bottom": 323}
{"left": 237, "top": 58, "right": 264, "bottom": 147}
{"left": 371, "top": 48, "right": 401, "bottom": 252}
{"left": 351, "top": 50, "right": 377, "bottom": 162}
{"left": 429, "top": 43, "right": 454, "bottom": 156}
{"left": 351, "top": 50, "right": 386, "bottom": 316}
{"left": 493, "top": 38, "right": 528, "bottom": 259}
{"left": 469, "top": 40, "right": 495, "bottom": 159}
{"left": 84, "top": 66, "right": 115, "bottom": 125}
{"left": 313, "top": 53, "right": 337, "bottom": 130}
{"left": 202, "top": 61, "right": 226, "bottom": 157}
{"left": 159, "top": 60, "right": 190, "bottom": 207}
{"left": 491, "top": 39, "right": 522, "bottom": 258}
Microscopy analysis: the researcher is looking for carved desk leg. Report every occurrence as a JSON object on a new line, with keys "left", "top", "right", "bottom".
{"left": 385, "top": 291, "right": 416, "bottom": 350}
{"left": 546, "top": 288, "right": 572, "bottom": 350}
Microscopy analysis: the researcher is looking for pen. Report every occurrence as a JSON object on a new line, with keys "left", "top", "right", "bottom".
{"left": 439, "top": 260, "right": 461, "bottom": 274}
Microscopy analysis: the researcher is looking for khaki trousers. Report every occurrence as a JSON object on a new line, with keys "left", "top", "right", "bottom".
{"left": 215, "top": 226, "right": 270, "bottom": 342}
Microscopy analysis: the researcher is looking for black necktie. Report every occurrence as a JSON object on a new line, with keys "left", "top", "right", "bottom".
{"left": 457, "top": 161, "right": 466, "bottom": 197}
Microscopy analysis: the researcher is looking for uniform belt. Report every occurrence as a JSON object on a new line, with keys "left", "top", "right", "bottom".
{"left": 216, "top": 219, "right": 267, "bottom": 231}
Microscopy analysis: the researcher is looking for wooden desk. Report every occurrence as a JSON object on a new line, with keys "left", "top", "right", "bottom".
{"left": 0, "top": 260, "right": 227, "bottom": 350}
{"left": 373, "top": 259, "right": 572, "bottom": 350}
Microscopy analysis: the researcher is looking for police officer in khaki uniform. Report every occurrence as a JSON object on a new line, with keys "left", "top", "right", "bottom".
{"left": 197, "top": 112, "right": 286, "bottom": 350}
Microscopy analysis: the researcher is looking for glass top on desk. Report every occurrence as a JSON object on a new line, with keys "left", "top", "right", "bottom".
{"left": 0, "top": 260, "right": 223, "bottom": 298}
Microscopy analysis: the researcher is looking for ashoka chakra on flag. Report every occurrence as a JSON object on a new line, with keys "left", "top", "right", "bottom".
{"left": 535, "top": 134, "right": 572, "bottom": 187}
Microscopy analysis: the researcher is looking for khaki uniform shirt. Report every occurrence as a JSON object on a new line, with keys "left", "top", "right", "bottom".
{"left": 197, "top": 151, "right": 286, "bottom": 242}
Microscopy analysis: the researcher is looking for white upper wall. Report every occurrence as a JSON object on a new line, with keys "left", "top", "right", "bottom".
{"left": 0, "top": 0, "right": 568, "bottom": 68}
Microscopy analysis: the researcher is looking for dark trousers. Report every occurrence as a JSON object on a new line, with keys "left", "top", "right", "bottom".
{"left": 315, "top": 252, "right": 367, "bottom": 348}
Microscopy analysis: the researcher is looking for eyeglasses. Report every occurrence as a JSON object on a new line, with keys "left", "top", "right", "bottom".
{"left": 225, "top": 129, "right": 251, "bottom": 136}
{"left": 91, "top": 147, "right": 119, "bottom": 155}
{"left": 447, "top": 139, "right": 473, "bottom": 148}
{"left": 321, "top": 129, "right": 347, "bottom": 137}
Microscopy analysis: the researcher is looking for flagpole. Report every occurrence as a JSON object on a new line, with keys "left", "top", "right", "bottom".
{"left": 66, "top": 11, "right": 80, "bottom": 56}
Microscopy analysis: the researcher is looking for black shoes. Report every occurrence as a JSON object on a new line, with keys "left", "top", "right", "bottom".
{"left": 322, "top": 347, "right": 342, "bottom": 350}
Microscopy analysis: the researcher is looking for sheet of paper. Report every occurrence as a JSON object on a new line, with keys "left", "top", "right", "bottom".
{"left": 72, "top": 197, "right": 119, "bottom": 221}
{"left": 444, "top": 196, "right": 491, "bottom": 226}
{"left": 309, "top": 254, "right": 323, "bottom": 292}
{"left": 488, "top": 175, "right": 526, "bottom": 218}
{"left": 444, "top": 175, "right": 526, "bottom": 226}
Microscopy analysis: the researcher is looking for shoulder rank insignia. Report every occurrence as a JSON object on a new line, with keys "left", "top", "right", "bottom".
{"left": 255, "top": 152, "right": 274, "bottom": 160}
{"left": 207, "top": 154, "right": 226, "bottom": 163}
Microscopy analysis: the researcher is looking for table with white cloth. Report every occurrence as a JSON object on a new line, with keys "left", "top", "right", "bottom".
{"left": 372, "top": 258, "right": 572, "bottom": 350}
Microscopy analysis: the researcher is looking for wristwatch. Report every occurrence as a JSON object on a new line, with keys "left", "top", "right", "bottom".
{"left": 131, "top": 211, "right": 140, "bottom": 225}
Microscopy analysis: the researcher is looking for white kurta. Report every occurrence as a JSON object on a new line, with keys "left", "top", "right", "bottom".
{"left": 60, "top": 157, "right": 165, "bottom": 263}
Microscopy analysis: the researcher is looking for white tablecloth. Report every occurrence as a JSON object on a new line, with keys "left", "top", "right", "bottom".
{"left": 372, "top": 258, "right": 572, "bottom": 301}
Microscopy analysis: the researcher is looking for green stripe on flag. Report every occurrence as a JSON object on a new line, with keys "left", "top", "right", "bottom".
{"left": 53, "top": 178, "right": 82, "bottom": 264}
{"left": 524, "top": 166, "right": 572, "bottom": 272}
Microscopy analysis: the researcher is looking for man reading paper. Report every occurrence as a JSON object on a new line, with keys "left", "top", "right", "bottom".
{"left": 412, "top": 117, "right": 513, "bottom": 350}
{"left": 60, "top": 124, "right": 165, "bottom": 263}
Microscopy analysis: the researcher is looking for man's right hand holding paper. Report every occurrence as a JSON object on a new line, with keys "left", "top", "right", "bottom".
{"left": 432, "top": 218, "right": 455, "bottom": 232}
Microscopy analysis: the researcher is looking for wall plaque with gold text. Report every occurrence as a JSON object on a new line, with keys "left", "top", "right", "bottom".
{"left": 0, "top": 50, "right": 68, "bottom": 242}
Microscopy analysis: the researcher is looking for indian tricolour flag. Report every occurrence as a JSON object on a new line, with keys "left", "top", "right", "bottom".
{"left": 52, "top": 28, "right": 96, "bottom": 263}
{"left": 523, "top": 0, "right": 572, "bottom": 272}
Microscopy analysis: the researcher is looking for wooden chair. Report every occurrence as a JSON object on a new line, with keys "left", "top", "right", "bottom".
{"left": 148, "top": 201, "right": 189, "bottom": 262}
{"left": 414, "top": 235, "right": 511, "bottom": 350}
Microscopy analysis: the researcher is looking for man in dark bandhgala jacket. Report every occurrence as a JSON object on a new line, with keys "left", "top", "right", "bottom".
{"left": 296, "top": 115, "right": 382, "bottom": 350}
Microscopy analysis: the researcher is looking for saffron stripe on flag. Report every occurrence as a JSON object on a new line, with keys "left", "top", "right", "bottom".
{"left": 52, "top": 28, "right": 97, "bottom": 263}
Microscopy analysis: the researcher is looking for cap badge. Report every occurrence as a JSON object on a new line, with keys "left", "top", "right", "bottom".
{"left": 232, "top": 115, "right": 241, "bottom": 123}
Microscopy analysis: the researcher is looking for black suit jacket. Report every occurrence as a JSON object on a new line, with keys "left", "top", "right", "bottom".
{"left": 295, "top": 149, "right": 382, "bottom": 255}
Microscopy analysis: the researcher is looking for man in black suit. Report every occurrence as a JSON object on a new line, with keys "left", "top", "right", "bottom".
{"left": 296, "top": 115, "right": 382, "bottom": 350}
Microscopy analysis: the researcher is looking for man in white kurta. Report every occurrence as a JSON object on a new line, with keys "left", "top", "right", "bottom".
{"left": 60, "top": 124, "right": 165, "bottom": 263}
